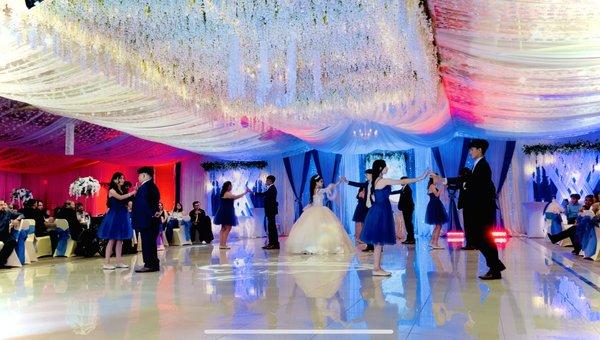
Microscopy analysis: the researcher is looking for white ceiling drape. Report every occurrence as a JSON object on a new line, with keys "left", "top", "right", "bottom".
{"left": 1, "top": 0, "right": 600, "bottom": 158}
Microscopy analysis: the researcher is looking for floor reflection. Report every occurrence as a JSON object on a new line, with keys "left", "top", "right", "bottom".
{"left": 1, "top": 237, "right": 600, "bottom": 339}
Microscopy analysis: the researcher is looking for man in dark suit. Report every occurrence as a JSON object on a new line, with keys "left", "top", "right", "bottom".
{"left": 434, "top": 139, "right": 506, "bottom": 280}
{"left": 132, "top": 166, "right": 161, "bottom": 273}
{"left": 256, "top": 175, "right": 279, "bottom": 250}
{"left": 392, "top": 177, "right": 415, "bottom": 244}
{"left": 189, "top": 201, "right": 213, "bottom": 244}
{"left": 453, "top": 167, "right": 476, "bottom": 250}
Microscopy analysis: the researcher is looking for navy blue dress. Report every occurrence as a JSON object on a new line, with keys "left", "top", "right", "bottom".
{"left": 425, "top": 192, "right": 448, "bottom": 225}
{"left": 214, "top": 198, "right": 238, "bottom": 226}
{"left": 360, "top": 186, "right": 396, "bottom": 245}
{"left": 98, "top": 196, "right": 133, "bottom": 240}
{"left": 352, "top": 189, "right": 369, "bottom": 223}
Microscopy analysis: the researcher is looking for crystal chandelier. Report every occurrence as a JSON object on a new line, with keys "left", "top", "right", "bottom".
{"left": 353, "top": 123, "right": 378, "bottom": 140}
{"left": 5, "top": 0, "right": 439, "bottom": 129}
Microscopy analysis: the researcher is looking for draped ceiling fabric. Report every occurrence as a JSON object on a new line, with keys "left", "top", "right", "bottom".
{"left": 0, "top": 97, "right": 192, "bottom": 173}
{"left": 429, "top": 0, "right": 600, "bottom": 137}
{"left": 0, "top": 0, "right": 599, "bottom": 159}
{"left": 0, "top": 0, "right": 451, "bottom": 157}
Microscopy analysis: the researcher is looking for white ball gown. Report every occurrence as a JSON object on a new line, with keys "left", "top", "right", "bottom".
{"left": 285, "top": 185, "right": 354, "bottom": 254}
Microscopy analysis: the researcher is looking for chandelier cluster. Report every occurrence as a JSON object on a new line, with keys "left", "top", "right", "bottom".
{"left": 3, "top": 0, "right": 439, "bottom": 130}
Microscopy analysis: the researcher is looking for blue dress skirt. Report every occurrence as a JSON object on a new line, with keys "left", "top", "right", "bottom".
{"left": 214, "top": 198, "right": 238, "bottom": 226}
{"left": 425, "top": 193, "right": 448, "bottom": 225}
{"left": 360, "top": 186, "right": 396, "bottom": 245}
{"left": 98, "top": 197, "right": 133, "bottom": 240}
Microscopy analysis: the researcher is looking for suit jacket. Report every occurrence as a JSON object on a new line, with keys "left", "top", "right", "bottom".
{"left": 447, "top": 158, "right": 497, "bottom": 229}
{"left": 132, "top": 180, "right": 160, "bottom": 230}
{"left": 256, "top": 185, "right": 278, "bottom": 216}
{"left": 348, "top": 180, "right": 369, "bottom": 204}
{"left": 189, "top": 208, "right": 207, "bottom": 224}
{"left": 395, "top": 185, "right": 414, "bottom": 212}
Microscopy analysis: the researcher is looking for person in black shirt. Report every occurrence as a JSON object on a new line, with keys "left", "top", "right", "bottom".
{"left": 0, "top": 200, "right": 22, "bottom": 268}
{"left": 56, "top": 201, "right": 82, "bottom": 241}
{"left": 189, "top": 201, "right": 213, "bottom": 244}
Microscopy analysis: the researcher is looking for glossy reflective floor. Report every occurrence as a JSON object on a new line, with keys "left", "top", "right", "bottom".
{"left": 1, "top": 237, "right": 600, "bottom": 339}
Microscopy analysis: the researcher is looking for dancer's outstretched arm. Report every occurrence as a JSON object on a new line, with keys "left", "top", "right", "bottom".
{"left": 379, "top": 170, "right": 429, "bottom": 187}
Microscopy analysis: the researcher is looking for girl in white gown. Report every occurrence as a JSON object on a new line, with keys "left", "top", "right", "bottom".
{"left": 286, "top": 175, "right": 354, "bottom": 254}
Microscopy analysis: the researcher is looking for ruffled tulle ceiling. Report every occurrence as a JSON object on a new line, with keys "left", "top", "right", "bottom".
{"left": 0, "top": 0, "right": 599, "bottom": 159}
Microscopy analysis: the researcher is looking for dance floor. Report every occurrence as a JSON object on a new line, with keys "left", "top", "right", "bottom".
{"left": 1, "top": 237, "right": 600, "bottom": 339}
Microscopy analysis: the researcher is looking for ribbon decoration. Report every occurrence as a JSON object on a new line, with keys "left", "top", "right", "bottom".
{"left": 12, "top": 228, "right": 28, "bottom": 264}
{"left": 544, "top": 212, "right": 563, "bottom": 235}
{"left": 181, "top": 220, "right": 192, "bottom": 242}
{"left": 576, "top": 216, "right": 598, "bottom": 258}
{"left": 54, "top": 228, "right": 71, "bottom": 257}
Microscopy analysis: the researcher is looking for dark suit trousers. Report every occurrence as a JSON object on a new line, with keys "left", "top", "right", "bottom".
{"left": 402, "top": 209, "right": 415, "bottom": 240}
{"left": 462, "top": 208, "right": 476, "bottom": 247}
{"left": 551, "top": 226, "right": 579, "bottom": 251}
{"left": 140, "top": 222, "right": 160, "bottom": 270}
{"left": 475, "top": 224, "right": 505, "bottom": 273}
{"left": 266, "top": 214, "right": 279, "bottom": 246}
{"left": 0, "top": 235, "right": 16, "bottom": 267}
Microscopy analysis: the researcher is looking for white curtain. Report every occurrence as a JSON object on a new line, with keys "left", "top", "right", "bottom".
{"left": 414, "top": 146, "right": 433, "bottom": 236}
{"left": 498, "top": 147, "right": 528, "bottom": 236}
{"left": 339, "top": 154, "right": 362, "bottom": 236}
{"left": 179, "top": 155, "right": 207, "bottom": 212}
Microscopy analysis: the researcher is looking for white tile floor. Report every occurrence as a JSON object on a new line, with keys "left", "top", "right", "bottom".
{"left": 1, "top": 236, "right": 600, "bottom": 339}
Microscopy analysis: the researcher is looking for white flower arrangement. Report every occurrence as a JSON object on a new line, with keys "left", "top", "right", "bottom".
{"left": 69, "top": 176, "right": 101, "bottom": 198}
{"left": 11, "top": 187, "right": 33, "bottom": 204}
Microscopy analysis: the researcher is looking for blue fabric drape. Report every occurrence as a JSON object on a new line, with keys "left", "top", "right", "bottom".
{"left": 283, "top": 152, "right": 312, "bottom": 221}
{"left": 576, "top": 216, "right": 597, "bottom": 258}
{"left": 494, "top": 141, "right": 517, "bottom": 229}
{"left": 312, "top": 150, "right": 342, "bottom": 210}
{"left": 431, "top": 138, "right": 470, "bottom": 231}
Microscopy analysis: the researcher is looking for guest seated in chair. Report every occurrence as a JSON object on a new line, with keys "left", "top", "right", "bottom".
{"left": 189, "top": 201, "right": 213, "bottom": 244}
{"left": 76, "top": 203, "right": 91, "bottom": 228}
{"left": 21, "top": 199, "right": 59, "bottom": 252}
{"left": 36, "top": 200, "right": 50, "bottom": 219}
{"left": 548, "top": 195, "right": 598, "bottom": 254}
{"left": 0, "top": 200, "right": 22, "bottom": 268}
{"left": 565, "top": 194, "right": 582, "bottom": 224}
{"left": 56, "top": 201, "right": 82, "bottom": 242}
{"left": 164, "top": 203, "right": 184, "bottom": 244}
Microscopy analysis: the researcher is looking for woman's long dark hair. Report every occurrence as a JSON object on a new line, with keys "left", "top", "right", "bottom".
{"left": 220, "top": 181, "right": 232, "bottom": 198}
{"left": 173, "top": 202, "right": 183, "bottom": 212}
{"left": 309, "top": 174, "right": 321, "bottom": 204}
{"left": 427, "top": 173, "right": 439, "bottom": 192}
{"left": 370, "top": 160, "right": 387, "bottom": 199}
{"left": 107, "top": 172, "right": 124, "bottom": 207}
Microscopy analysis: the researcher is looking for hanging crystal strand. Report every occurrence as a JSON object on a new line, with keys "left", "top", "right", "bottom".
{"left": 28, "top": 25, "right": 37, "bottom": 49}
{"left": 227, "top": 33, "right": 245, "bottom": 102}
{"left": 285, "top": 35, "right": 297, "bottom": 106}
{"left": 256, "top": 36, "right": 270, "bottom": 107}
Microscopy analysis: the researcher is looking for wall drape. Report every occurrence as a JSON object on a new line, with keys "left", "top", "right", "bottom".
{"left": 311, "top": 150, "right": 342, "bottom": 211}
{"left": 283, "top": 152, "right": 312, "bottom": 221}
{"left": 431, "top": 138, "right": 470, "bottom": 232}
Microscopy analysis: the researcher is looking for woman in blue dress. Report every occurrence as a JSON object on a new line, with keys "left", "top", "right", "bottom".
{"left": 426, "top": 174, "right": 449, "bottom": 250}
{"left": 361, "top": 160, "right": 428, "bottom": 276}
{"left": 98, "top": 172, "right": 136, "bottom": 270}
{"left": 346, "top": 169, "right": 373, "bottom": 245}
{"left": 214, "top": 181, "right": 251, "bottom": 250}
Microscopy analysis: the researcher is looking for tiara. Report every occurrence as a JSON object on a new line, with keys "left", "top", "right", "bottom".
{"left": 314, "top": 175, "right": 321, "bottom": 180}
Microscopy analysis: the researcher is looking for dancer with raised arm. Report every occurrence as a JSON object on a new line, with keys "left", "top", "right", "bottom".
{"left": 361, "top": 160, "right": 428, "bottom": 276}
{"left": 213, "top": 181, "right": 252, "bottom": 250}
